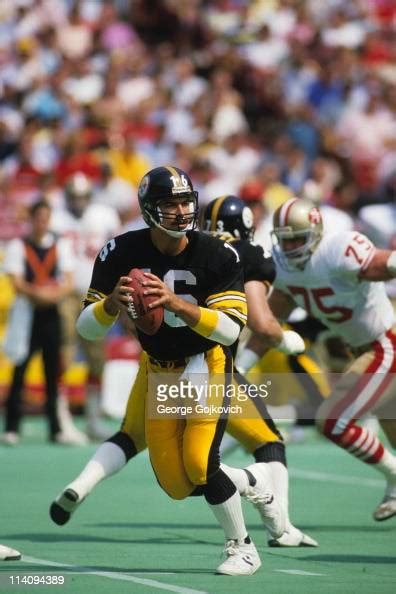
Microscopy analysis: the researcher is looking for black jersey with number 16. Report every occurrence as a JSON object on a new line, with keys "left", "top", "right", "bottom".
{"left": 83, "top": 228, "right": 247, "bottom": 360}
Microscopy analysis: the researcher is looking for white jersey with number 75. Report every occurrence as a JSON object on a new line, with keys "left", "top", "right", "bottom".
{"left": 273, "top": 231, "right": 395, "bottom": 347}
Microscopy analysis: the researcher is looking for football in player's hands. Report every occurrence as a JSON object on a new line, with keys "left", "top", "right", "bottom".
{"left": 126, "top": 268, "right": 164, "bottom": 335}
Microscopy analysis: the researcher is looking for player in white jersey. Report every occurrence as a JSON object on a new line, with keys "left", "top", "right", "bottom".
{"left": 358, "top": 200, "right": 396, "bottom": 301}
{"left": 50, "top": 173, "right": 121, "bottom": 297}
{"left": 273, "top": 228, "right": 394, "bottom": 349}
{"left": 50, "top": 173, "right": 121, "bottom": 440}
{"left": 244, "top": 197, "right": 396, "bottom": 522}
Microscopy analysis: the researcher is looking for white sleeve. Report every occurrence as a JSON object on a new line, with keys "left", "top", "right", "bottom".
{"left": 76, "top": 301, "right": 118, "bottom": 340}
{"left": 109, "top": 209, "right": 121, "bottom": 235}
{"left": 206, "top": 310, "right": 241, "bottom": 346}
{"left": 326, "top": 231, "right": 375, "bottom": 279}
{"left": 57, "top": 237, "right": 76, "bottom": 274}
{"left": 2, "top": 239, "right": 25, "bottom": 276}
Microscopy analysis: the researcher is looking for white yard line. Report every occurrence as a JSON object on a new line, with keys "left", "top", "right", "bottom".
{"left": 275, "top": 569, "right": 325, "bottom": 576}
{"left": 20, "top": 467, "right": 381, "bottom": 591}
{"left": 22, "top": 556, "right": 209, "bottom": 594}
{"left": 289, "top": 468, "right": 383, "bottom": 488}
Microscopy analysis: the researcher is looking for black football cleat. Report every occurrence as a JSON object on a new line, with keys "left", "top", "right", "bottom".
{"left": 50, "top": 489, "right": 80, "bottom": 525}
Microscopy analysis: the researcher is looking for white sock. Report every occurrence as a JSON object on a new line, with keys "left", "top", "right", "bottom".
{"left": 221, "top": 463, "right": 249, "bottom": 495}
{"left": 268, "top": 461, "right": 291, "bottom": 528}
{"left": 57, "top": 393, "right": 87, "bottom": 441}
{"left": 86, "top": 387, "right": 103, "bottom": 422}
{"left": 208, "top": 491, "right": 248, "bottom": 542}
{"left": 67, "top": 442, "right": 127, "bottom": 499}
{"left": 57, "top": 393, "right": 76, "bottom": 432}
{"left": 376, "top": 450, "right": 396, "bottom": 496}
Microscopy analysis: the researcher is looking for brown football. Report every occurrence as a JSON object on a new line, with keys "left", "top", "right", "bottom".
{"left": 125, "top": 268, "right": 164, "bottom": 335}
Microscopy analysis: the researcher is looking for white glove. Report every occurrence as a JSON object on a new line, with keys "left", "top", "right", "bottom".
{"left": 277, "top": 330, "right": 305, "bottom": 355}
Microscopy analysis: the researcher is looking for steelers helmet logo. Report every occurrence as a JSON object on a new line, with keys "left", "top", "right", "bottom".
{"left": 138, "top": 175, "right": 149, "bottom": 198}
{"left": 242, "top": 206, "right": 254, "bottom": 229}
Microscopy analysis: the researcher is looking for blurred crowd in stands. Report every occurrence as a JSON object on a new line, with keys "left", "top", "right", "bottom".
{"left": 0, "top": 0, "right": 395, "bottom": 245}
{"left": 0, "top": 0, "right": 395, "bottom": 443}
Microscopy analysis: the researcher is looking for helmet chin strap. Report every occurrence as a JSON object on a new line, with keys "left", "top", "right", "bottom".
{"left": 159, "top": 224, "right": 188, "bottom": 238}
{"left": 146, "top": 203, "right": 197, "bottom": 238}
{"left": 151, "top": 216, "right": 190, "bottom": 238}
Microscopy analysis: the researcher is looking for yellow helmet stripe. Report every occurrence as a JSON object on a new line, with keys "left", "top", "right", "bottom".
{"left": 165, "top": 165, "right": 181, "bottom": 181}
{"left": 210, "top": 195, "right": 228, "bottom": 232}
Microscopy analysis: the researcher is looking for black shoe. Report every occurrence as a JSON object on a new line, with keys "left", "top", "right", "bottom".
{"left": 50, "top": 489, "right": 79, "bottom": 525}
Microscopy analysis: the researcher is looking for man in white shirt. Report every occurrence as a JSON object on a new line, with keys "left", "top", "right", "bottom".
{"left": 51, "top": 173, "right": 120, "bottom": 440}
{"left": 2, "top": 200, "right": 75, "bottom": 445}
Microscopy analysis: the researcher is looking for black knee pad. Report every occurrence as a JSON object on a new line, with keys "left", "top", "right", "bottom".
{"left": 106, "top": 431, "right": 137, "bottom": 461}
{"left": 189, "top": 486, "right": 205, "bottom": 496}
{"left": 203, "top": 469, "right": 236, "bottom": 505}
{"left": 254, "top": 441, "right": 287, "bottom": 466}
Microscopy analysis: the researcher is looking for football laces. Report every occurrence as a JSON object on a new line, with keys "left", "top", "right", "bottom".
{"left": 126, "top": 299, "right": 138, "bottom": 320}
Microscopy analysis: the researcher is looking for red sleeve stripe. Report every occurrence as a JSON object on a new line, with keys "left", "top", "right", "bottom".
{"left": 360, "top": 246, "right": 375, "bottom": 272}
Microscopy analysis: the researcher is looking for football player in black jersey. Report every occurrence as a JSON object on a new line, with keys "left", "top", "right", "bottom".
{"left": 202, "top": 195, "right": 317, "bottom": 547}
{"left": 211, "top": 196, "right": 330, "bottom": 430}
{"left": 50, "top": 166, "right": 275, "bottom": 575}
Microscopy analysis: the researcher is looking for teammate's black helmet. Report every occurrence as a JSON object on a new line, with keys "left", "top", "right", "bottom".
{"left": 203, "top": 195, "right": 255, "bottom": 241}
{"left": 138, "top": 166, "right": 199, "bottom": 237}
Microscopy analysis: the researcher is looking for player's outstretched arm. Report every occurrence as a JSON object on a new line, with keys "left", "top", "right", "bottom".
{"left": 236, "top": 287, "right": 300, "bottom": 374}
{"left": 359, "top": 249, "right": 396, "bottom": 281}
{"left": 245, "top": 280, "right": 286, "bottom": 347}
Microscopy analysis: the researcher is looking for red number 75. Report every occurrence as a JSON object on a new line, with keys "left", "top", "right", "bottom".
{"left": 287, "top": 286, "right": 352, "bottom": 323}
{"left": 344, "top": 234, "right": 372, "bottom": 265}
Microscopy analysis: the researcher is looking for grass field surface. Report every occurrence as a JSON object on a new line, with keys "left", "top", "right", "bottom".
{"left": 1, "top": 419, "right": 395, "bottom": 594}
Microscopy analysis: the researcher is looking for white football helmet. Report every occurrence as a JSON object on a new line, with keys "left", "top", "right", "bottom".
{"left": 271, "top": 197, "right": 323, "bottom": 271}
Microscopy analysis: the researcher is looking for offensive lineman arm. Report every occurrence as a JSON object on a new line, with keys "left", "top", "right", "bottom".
{"left": 236, "top": 286, "right": 303, "bottom": 373}
{"left": 359, "top": 249, "right": 396, "bottom": 281}
{"left": 245, "top": 280, "right": 283, "bottom": 348}
{"left": 267, "top": 287, "right": 297, "bottom": 321}
{"left": 245, "top": 280, "right": 304, "bottom": 353}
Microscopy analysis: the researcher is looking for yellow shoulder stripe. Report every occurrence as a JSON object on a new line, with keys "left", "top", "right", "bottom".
{"left": 221, "top": 307, "right": 247, "bottom": 322}
{"left": 86, "top": 288, "right": 107, "bottom": 303}
{"left": 207, "top": 297, "right": 247, "bottom": 312}
{"left": 206, "top": 295, "right": 247, "bottom": 326}
{"left": 206, "top": 290, "right": 245, "bottom": 302}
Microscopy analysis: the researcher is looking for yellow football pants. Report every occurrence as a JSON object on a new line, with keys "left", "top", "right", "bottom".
{"left": 120, "top": 349, "right": 283, "bottom": 499}
{"left": 121, "top": 345, "right": 231, "bottom": 499}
